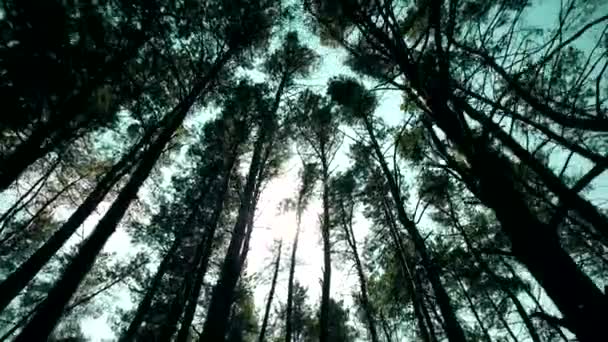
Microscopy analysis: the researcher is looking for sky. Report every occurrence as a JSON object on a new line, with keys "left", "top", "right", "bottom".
{"left": 1, "top": 0, "right": 605, "bottom": 340}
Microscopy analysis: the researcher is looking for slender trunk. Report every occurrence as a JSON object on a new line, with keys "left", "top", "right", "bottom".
{"left": 175, "top": 153, "right": 238, "bottom": 342}
{"left": 157, "top": 245, "right": 200, "bottom": 341}
{"left": 415, "top": 272, "right": 438, "bottom": 342}
{"left": 482, "top": 290, "right": 519, "bottom": 342}
{"left": 422, "top": 284, "right": 446, "bottom": 338}
{"left": 448, "top": 204, "right": 541, "bottom": 342}
{"left": 0, "top": 173, "right": 85, "bottom": 248}
{"left": 284, "top": 213, "right": 301, "bottom": 342}
{"left": 454, "top": 275, "right": 492, "bottom": 342}
{"left": 160, "top": 174, "right": 238, "bottom": 342}
{"left": 13, "top": 49, "right": 234, "bottom": 341}
{"left": 381, "top": 198, "right": 432, "bottom": 342}
{"left": 501, "top": 260, "right": 569, "bottom": 342}
{"left": 258, "top": 240, "right": 282, "bottom": 342}
{"left": 362, "top": 116, "right": 466, "bottom": 342}
{"left": 348, "top": 230, "right": 379, "bottom": 342}
{"left": 379, "top": 311, "right": 394, "bottom": 342}
{"left": 121, "top": 211, "right": 194, "bottom": 342}
{"left": 503, "top": 287, "right": 539, "bottom": 342}
{"left": 319, "top": 153, "right": 331, "bottom": 342}
{"left": 336, "top": 197, "right": 377, "bottom": 342}
{"left": 0, "top": 157, "right": 60, "bottom": 227}
{"left": 199, "top": 71, "right": 286, "bottom": 342}
{"left": 0, "top": 139, "right": 140, "bottom": 314}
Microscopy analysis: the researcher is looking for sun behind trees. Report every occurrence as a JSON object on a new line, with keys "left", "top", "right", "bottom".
{"left": 0, "top": 0, "right": 607, "bottom": 341}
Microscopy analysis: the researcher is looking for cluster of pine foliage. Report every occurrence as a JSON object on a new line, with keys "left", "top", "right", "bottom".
{"left": 0, "top": 0, "right": 606, "bottom": 341}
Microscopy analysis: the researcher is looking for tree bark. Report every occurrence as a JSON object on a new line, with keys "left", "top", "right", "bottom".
{"left": 13, "top": 49, "right": 234, "bottom": 341}
{"left": 258, "top": 240, "right": 282, "bottom": 342}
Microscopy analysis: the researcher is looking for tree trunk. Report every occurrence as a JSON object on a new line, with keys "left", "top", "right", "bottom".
{"left": 458, "top": 99, "right": 608, "bottom": 242}
{"left": 454, "top": 275, "right": 492, "bottom": 342}
{"left": 13, "top": 49, "right": 234, "bottom": 341}
{"left": 119, "top": 235, "right": 181, "bottom": 342}
{"left": 362, "top": 115, "right": 467, "bottom": 342}
{"left": 0, "top": 35, "right": 148, "bottom": 192}
{"left": 482, "top": 290, "right": 519, "bottom": 342}
{"left": 0, "top": 137, "right": 142, "bottom": 314}
{"left": 284, "top": 211, "right": 301, "bottom": 342}
{"left": 258, "top": 240, "right": 282, "bottom": 342}
{"left": 199, "top": 71, "right": 286, "bottom": 342}
{"left": 346, "top": 225, "right": 379, "bottom": 342}
{"left": 380, "top": 197, "right": 433, "bottom": 342}
{"left": 448, "top": 203, "right": 541, "bottom": 342}
{"left": 175, "top": 152, "right": 239, "bottom": 342}
{"left": 318, "top": 151, "right": 332, "bottom": 342}
{"left": 501, "top": 260, "right": 569, "bottom": 342}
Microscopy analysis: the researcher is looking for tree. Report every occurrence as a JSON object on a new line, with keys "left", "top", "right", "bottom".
{"left": 0, "top": 0, "right": 152, "bottom": 190}
{"left": 328, "top": 77, "right": 467, "bottom": 342}
{"left": 326, "top": 299, "right": 358, "bottom": 342}
{"left": 291, "top": 91, "right": 342, "bottom": 342}
{"left": 329, "top": 170, "right": 379, "bottom": 342}
{"left": 258, "top": 239, "right": 282, "bottom": 342}
{"left": 200, "top": 29, "right": 318, "bottom": 341}
{"left": 285, "top": 162, "right": 318, "bottom": 342}
{"left": 227, "top": 278, "right": 260, "bottom": 342}
{"left": 0, "top": 129, "right": 150, "bottom": 314}
{"left": 309, "top": 1, "right": 608, "bottom": 338}
{"left": 13, "top": 1, "right": 281, "bottom": 339}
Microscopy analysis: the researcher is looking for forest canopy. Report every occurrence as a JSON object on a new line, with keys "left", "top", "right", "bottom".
{"left": 0, "top": 0, "right": 606, "bottom": 341}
